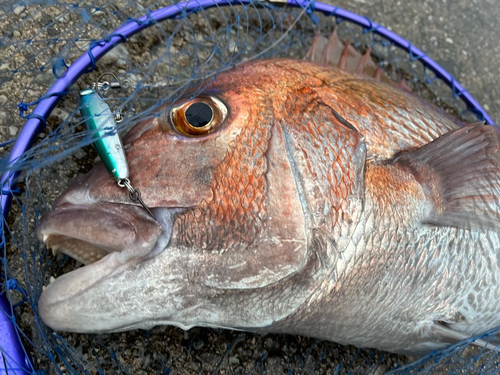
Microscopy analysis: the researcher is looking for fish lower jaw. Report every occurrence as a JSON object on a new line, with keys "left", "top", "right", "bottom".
{"left": 38, "top": 251, "right": 135, "bottom": 331}
{"left": 105, "top": 320, "right": 254, "bottom": 334}
{"left": 103, "top": 320, "right": 200, "bottom": 333}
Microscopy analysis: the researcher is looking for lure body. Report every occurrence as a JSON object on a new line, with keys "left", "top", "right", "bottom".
{"left": 79, "top": 89, "right": 129, "bottom": 181}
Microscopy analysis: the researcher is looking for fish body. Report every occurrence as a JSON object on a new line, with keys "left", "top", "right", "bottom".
{"left": 38, "top": 59, "right": 500, "bottom": 355}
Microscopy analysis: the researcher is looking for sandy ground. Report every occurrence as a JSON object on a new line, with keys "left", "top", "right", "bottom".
{"left": 1, "top": 0, "right": 499, "bottom": 373}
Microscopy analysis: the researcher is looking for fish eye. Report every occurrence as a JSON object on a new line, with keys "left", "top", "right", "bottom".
{"left": 185, "top": 102, "right": 213, "bottom": 127}
{"left": 170, "top": 95, "right": 227, "bottom": 136}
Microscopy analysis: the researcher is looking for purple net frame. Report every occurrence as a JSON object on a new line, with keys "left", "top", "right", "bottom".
{"left": 0, "top": 0, "right": 496, "bottom": 373}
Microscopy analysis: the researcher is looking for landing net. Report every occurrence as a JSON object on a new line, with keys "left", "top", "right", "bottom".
{"left": 0, "top": 0, "right": 498, "bottom": 373}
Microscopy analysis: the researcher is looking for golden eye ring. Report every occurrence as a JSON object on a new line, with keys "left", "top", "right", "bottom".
{"left": 170, "top": 95, "right": 227, "bottom": 136}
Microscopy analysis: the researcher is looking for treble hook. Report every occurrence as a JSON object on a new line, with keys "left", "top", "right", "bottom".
{"left": 118, "top": 178, "right": 159, "bottom": 222}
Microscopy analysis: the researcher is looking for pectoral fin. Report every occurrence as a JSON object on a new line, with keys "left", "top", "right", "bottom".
{"left": 432, "top": 321, "right": 499, "bottom": 351}
{"left": 395, "top": 122, "right": 500, "bottom": 231}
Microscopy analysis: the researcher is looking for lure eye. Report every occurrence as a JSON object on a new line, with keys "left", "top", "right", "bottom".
{"left": 170, "top": 96, "right": 227, "bottom": 136}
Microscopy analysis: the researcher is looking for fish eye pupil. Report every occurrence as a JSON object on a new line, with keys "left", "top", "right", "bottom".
{"left": 185, "top": 102, "right": 213, "bottom": 128}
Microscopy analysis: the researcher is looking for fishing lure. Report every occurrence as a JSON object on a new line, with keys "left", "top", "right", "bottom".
{"left": 79, "top": 74, "right": 158, "bottom": 221}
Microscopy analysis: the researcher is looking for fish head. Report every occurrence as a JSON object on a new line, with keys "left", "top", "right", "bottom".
{"left": 37, "top": 59, "right": 366, "bottom": 333}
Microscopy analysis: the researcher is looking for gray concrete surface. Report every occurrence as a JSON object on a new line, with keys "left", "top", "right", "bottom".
{"left": 332, "top": 0, "right": 500, "bottom": 124}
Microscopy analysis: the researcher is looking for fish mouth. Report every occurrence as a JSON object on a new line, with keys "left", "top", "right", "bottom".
{"left": 44, "top": 234, "right": 117, "bottom": 265}
{"left": 36, "top": 201, "right": 176, "bottom": 331}
{"left": 38, "top": 201, "right": 166, "bottom": 265}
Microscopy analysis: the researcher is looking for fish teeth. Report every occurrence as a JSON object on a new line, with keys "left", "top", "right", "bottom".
{"left": 51, "top": 244, "right": 61, "bottom": 256}
{"left": 45, "top": 237, "right": 61, "bottom": 256}
{"left": 44, "top": 276, "right": 57, "bottom": 290}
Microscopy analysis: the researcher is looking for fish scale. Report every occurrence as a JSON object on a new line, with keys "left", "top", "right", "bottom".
{"left": 316, "top": 78, "right": 459, "bottom": 158}
{"left": 270, "top": 119, "right": 500, "bottom": 353}
{"left": 284, "top": 105, "right": 363, "bottom": 245}
{"left": 173, "top": 107, "right": 272, "bottom": 252}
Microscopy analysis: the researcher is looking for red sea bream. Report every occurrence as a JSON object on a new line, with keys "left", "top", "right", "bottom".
{"left": 37, "top": 48, "right": 500, "bottom": 355}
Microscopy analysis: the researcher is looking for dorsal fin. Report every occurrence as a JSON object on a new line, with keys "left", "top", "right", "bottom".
{"left": 303, "top": 28, "right": 395, "bottom": 85}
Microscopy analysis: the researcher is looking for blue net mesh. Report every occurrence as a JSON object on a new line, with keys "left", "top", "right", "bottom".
{"left": 0, "top": 0, "right": 499, "bottom": 373}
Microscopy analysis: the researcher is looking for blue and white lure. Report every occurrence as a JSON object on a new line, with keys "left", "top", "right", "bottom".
{"left": 79, "top": 73, "right": 158, "bottom": 221}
